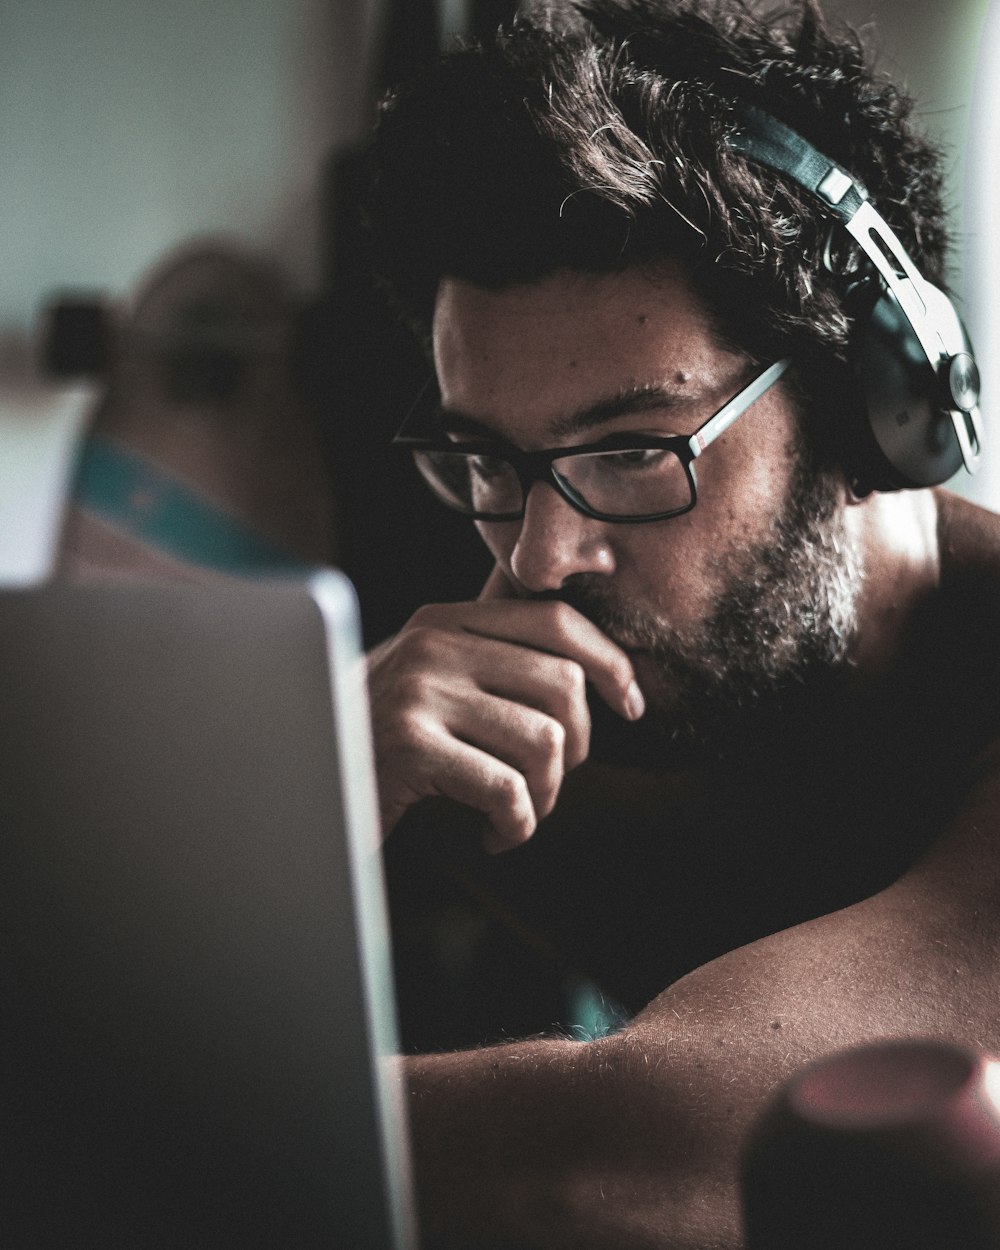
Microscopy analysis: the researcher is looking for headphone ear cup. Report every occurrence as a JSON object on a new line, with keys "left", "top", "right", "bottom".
{"left": 847, "top": 279, "right": 964, "bottom": 493}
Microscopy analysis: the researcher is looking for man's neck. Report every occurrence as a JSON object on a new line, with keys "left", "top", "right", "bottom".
{"left": 844, "top": 486, "right": 941, "bottom": 679}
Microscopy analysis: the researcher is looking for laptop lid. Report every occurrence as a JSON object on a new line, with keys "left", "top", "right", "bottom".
{"left": 0, "top": 572, "right": 417, "bottom": 1249}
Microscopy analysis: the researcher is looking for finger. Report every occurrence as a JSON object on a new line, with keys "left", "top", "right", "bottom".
{"left": 458, "top": 600, "right": 644, "bottom": 723}
{"left": 401, "top": 625, "right": 593, "bottom": 770}
{"left": 373, "top": 664, "right": 562, "bottom": 840}
{"left": 446, "top": 694, "right": 568, "bottom": 824}
{"left": 471, "top": 646, "right": 591, "bottom": 771}
{"left": 428, "top": 736, "right": 540, "bottom": 853}
{"left": 383, "top": 619, "right": 594, "bottom": 766}
{"left": 376, "top": 720, "right": 538, "bottom": 849}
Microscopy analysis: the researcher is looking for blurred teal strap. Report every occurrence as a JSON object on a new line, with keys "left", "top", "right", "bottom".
{"left": 564, "top": 975, "right": 630, "bottom": 1042}
{"left": 72, "top": 435, "right": 314, "bottom": 575}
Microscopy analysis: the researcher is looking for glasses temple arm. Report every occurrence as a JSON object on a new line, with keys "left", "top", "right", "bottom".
{"left": 687, "top": 358, "right": 792, "bottom": 458}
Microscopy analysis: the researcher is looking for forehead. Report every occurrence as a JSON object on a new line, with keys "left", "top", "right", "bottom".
{"left": 431, "top": 263, "right": 746, "bottom": 442}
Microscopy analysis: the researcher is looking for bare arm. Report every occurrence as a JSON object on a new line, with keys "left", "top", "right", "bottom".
{"left": 405, "top": 745, "right": 1000, "bottom": 1250}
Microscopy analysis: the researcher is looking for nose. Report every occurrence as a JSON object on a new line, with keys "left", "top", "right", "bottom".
{"left": 508, "top": 482, "right": 616, "bottom": 593}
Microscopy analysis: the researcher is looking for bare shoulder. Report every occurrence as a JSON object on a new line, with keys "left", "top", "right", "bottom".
{"left": 935, "top": 490, "right": 1000, "bottom": 634}
{"left": 909, "top": 489, "right": 1000, "bottom": 757}
{"left": 936, "top": 488, "right": 1000, "bottom": 578}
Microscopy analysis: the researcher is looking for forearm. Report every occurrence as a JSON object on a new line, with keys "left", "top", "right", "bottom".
{"left": 408, "top": 1037, "right": 586, "bottom": 1248}
{"left": 405, "top": 1033, "right": 731, "bottom": 1250}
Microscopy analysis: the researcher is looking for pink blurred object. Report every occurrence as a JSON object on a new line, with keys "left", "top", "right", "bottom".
{"left": 742, "top": 1038, "right": 1000, "bottom": 1248}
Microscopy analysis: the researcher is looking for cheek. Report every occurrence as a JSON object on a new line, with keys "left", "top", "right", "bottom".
{"left": 694, "top": 430, "right": 798, "bottom": 541}
{"left": 597, "top": 518, "right": 709, "bottom": 621}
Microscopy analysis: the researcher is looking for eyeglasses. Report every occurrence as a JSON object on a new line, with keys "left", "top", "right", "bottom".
{"left": 392, "top": 357, "right": 791, "bottom": 524}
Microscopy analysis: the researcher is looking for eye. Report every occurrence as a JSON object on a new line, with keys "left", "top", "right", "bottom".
{"left": 469, "top": 453, "right": 510, "bottom": 481}
{"left": 600, "top": 447, "right": 671, "bottom": 471}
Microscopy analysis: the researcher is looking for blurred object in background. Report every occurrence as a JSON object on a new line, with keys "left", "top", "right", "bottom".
{"left": 41, "top": 297, "right": 113, "bottom": 381}
{"left": 741, "top": 1038, "right": 1000, "bottom": 1249}
{"left": 54, "top": 239, "right": 336, "bottom": 582}
{"left": 0, "top": 373, "right": 94, "bottom": 590}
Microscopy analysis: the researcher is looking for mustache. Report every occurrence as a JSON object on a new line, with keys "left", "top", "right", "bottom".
{"left": 527, "top": 576, "right": 616, "bottom": 623}
{"left": 528, "top": 578, "right": 666, "bottom": 652}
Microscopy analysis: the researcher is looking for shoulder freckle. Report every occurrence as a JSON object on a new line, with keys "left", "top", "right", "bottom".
{"left": 637, "top": 314, "right": 648, "bottom": 325}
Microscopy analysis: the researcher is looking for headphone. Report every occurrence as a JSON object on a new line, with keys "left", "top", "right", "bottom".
{"left": 727, "top": 104, "right": 983, "bottom": 494}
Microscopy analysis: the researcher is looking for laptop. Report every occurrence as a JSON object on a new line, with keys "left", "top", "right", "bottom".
{"left": 0, "top": 572, "right": 418, "bottom": 1249}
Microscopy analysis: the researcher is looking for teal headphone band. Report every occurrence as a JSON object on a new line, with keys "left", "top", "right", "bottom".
{"left": 728, "top": 104, "right": 982, "bottom": 493}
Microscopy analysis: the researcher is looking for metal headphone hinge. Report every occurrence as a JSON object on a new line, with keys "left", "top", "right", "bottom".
{"left": 843, "top": 202, "right": 942, "bottom": 361}
{"left": 950, "top": 405, "right": 984, "bottom": 476}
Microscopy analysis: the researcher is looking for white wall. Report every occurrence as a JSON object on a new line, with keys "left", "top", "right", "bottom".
{"left": 966, "top": 0, "right": 1000, "bottom": 509}
{"left": 0, "top": 0, "right": 380, "bottom": 348}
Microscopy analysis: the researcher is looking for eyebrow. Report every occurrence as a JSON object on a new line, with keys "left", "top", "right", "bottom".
{"left": 438, "top": 382, "right": 706, "bottom": 443}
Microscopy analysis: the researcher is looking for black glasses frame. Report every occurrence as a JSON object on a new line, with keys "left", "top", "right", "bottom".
{"left": 392, "top": 357, "right": 791, "bottom": 524}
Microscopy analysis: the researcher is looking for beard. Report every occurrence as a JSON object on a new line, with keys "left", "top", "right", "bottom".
{"left": 541, "top": 446, "right": 864, "bottom": 768}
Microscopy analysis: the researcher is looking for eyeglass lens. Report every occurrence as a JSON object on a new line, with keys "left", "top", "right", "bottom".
{"left": 413, "top": 445, "right": 693, "bottom": 519}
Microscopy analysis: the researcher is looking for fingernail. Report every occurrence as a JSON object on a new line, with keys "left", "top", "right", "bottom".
{"left": 625, "top": 681, "right": 645, "bottom": 720}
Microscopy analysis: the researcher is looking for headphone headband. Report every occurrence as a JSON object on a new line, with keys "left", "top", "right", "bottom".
{"left": 729, "top": 105, "right": 869, "bottom": 224}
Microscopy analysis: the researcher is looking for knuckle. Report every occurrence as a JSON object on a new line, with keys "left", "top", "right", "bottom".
{"left": 553, "top": 655, "right": 586, "bottom": 695}
{"left": 399, "top": 624, "right": 445, "bottom": 663}
{"left": 544, "top": 600, "right": 580, "bottom": 644}
{"left": 383, "top": 704, "right": 436, "bottom": 757}
{"left": 546, "top": 599, "right": 576, "bottom": 627}
{"left": 391, "top": 667, "right": 435, "bottom": 711}
{"left": 394, "top": 703, "right": 427, "bottom": 737}
{"left": 407, "top": 603, "right": 450, "bottom": 629}
{"left": 534, "top": 714, "right": 566, "bottom": 759}
{"left": 489, "top": 769, "right": 530, "bottom": 812}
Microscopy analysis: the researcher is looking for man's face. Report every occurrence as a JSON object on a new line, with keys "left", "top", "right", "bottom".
{"left": 432, "top": 264, "right": 862, "bottom": 755}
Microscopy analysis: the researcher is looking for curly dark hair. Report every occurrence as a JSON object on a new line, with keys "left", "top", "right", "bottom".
{"left": 365, "top": 0, "right": 949, "bottom": 450}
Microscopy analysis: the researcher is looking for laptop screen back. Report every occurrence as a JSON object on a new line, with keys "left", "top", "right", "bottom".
{"left": 0, "top": 573, "right": 416, "bottom": 1249}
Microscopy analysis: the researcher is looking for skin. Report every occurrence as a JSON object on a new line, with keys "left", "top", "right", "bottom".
{"left": 368, "top": 264, "right": 1000, "bottom": 1247}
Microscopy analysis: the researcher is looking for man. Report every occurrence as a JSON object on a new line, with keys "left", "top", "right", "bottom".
{"left": 364, "top": 2, "right": 1000, "bottom": 1245}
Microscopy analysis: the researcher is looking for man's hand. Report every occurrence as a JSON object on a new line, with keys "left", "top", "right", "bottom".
{"left": 367, "top": 570, "right": 644, "bottom": 852}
